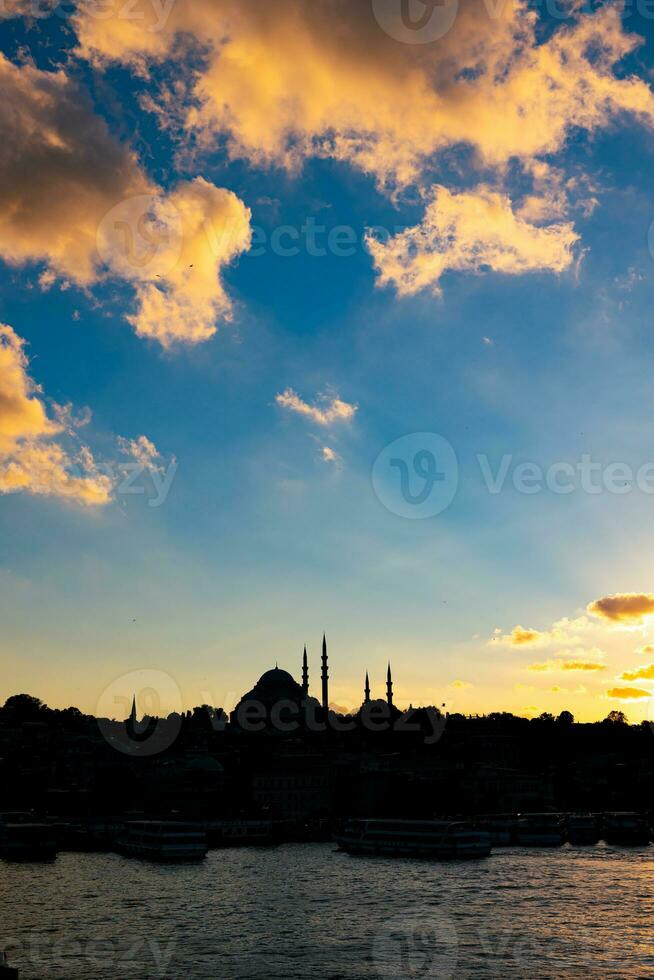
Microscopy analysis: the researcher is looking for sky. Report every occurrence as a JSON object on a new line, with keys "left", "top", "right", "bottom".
{"left": 3, "top": 0, "right": 654, "bottom": 721}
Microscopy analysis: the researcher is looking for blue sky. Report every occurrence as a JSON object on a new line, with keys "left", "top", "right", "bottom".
{"left": 3, "top": 0, "right": 654, "bottom": 718}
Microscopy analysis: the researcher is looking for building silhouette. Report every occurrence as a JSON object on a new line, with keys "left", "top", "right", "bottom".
{"left": 230, "top": 636, "right": 397, "bottom": 729}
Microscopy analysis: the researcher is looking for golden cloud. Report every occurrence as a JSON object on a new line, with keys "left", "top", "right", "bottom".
{"left": 503, "top": 626, "right": 545, "bottom": 646}
{"left": 71, "top": 2, "right": 654, "bottom": 181}
{"left": 0, "top": 55, "right": 250, "bottom": 347}
{"left": 123, "top": 179, "right": 252, "bottom": 347}
{"left": 276, "top": 389, "right": 357, "bottom": 426}
{"left": 529, "top": 660, "right": 606, "bottom": 673}
{"left": 63, "top": 0, "right": 654, "bottom": 287}
{"left": 367, "top": 185, "right": 579, "bottom": 295}
{"left": 620, "top": 663, "right": 654, "bottom": 682}
{"left": 606, "top": 687, "right": 650, "bottom": 700}
{"left": 587, "top": 593, "right": 654, "bottom": 625}
{"left": 0, "top": 325, "right": 112, "bottom": 505}
{"left": 493, "top": 616, "right": 590, "bottom": 649}
{"left": 2, "top": 0, "right": 652, "bottom": 313}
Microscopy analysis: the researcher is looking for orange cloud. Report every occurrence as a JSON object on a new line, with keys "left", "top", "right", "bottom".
{"left": 606, "top": 687, "right": 650, "bottom": 700}
{"left": 0, "top": 325, "right": 112, "bottom": 505}
{"left": 71, "top": 2, "right": 654, "bottom": 182}
{"left": 64, "top": 0, "right": 654, "bottom": 291}
{"left": 498, "top": 625, "right": 544, "bottom": 646}
{"left": 493, "top": 616, "right": 590, "bottom": 649}
{"left": 0, "top": 55, "right": 250, "bottom": 347}
{"left": 620, "top": 663, "right": 654, "bottom": 682}
{"left": 122, "top": 179, "right": 252, "bottom": 347}
{"left": 367, "top": 185, "right": 579, "bottom": 296}
{"left": 529, "top": 660, "right": 606, "bottom": 673}
{"left": 587, "top": 593, "right": 654, "bottom": 625}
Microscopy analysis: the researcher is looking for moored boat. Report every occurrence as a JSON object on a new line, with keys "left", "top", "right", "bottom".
{"left": 335, "top": 818, "right": 492, "bottom": 859}
{"left": 0, "top": 813, "right": 58, "bottom": 862}
{"left": 473, "top": 813, "right": 519, "bottom": 846}
{"left": 115, "top": 821, "right": 208, "bottom": 862}
{"left": 602, "top": 812, "right": 650, "bottom": 846}
{"left": 516, "top": 812, "right": 565, "bottom": 847}
{"left": 567, "top": 813, "right": 600, "bottom": 846}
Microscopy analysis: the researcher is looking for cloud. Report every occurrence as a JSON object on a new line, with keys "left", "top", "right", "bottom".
{"left": 493, "top": 617, "right": 590, "bottom": 648}
{"left": 0, "top": 55, "right": 251, "bottom": 347}
{"left": 499, "top": 625, "right": 545, "bottom": 647}
{"left": 606, "top": 687, "right": 650, "bottom": 700}
{"left": 449, "top": 680, "right": 472, "bottom": 689}
{"left": 118, "top": 434, "right": 164, "bottom": 472}
{"left": 587, "top": 593, "right": 654, "bottom": 625}
{"left": 620, "top": 663, "right": 654, "bottom": 682}
{"left": 0, "top": 53, "right": 147, "bottom": 285}
{"left": 498, "top": 616, "right": 604, "bottom": 657}
{"left": 119, "top": 180, "right": 252, "bottom": 347}
{"left": 321, "top": 446, "right": 341, "bottom": 465}
{"left": 70, "top": 2, "right": 654, "bottom": 182}
{"left": 367, "top": 185, "right": 579, "bottom": 296}
{"left": 528, "top": 660, "right": 606, "bottom": 673}
{"left": 276, "top": 389, "right": 357, "bottom": 426}
{"left": 0, "top": 325, "right": 112, "bottom": 505}
{"left": 64, "top": 0, "right": 654, "bottom": 292}
{"left": 3, "top": 0, "right": 653, "bottom": 318}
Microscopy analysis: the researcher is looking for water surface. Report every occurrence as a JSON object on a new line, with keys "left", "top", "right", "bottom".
{"left": 2, "top": 843, "right": 653, "bottom": 978}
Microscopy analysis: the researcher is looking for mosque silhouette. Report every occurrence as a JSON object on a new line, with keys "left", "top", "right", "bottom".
{"left": 230, "top": 634, "right": 397, "bottom": 727}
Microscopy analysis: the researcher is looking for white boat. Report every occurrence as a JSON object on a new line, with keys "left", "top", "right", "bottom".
{"left": 335, "top": 818, "right": 492, "bottom": 859}
{"left": 115, "top": 821, "right": 207, "bottom": 862}
{"left": 517, "top": 812, "right": 565, "bottom": 846}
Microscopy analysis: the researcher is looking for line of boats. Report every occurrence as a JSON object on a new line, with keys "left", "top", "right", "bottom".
{"left": 0, "top": 813, "right": 277, "bottom": 863}
{"left": 335, "top": 811, "right": 653, "bottom": 858}
{"left": 1, "top": 810, "right": 652, "bottom": 863}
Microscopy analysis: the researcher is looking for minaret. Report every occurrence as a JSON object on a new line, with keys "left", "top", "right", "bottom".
{"left": 126, "top": 694, "right": 138, "bottom": 739}
{"left": 386, "top": 663, "right": 393, "bottom": 708}
{"left": 302, "top": 645, "right": 309, "bottom": 696}
{"left": 364, "top": 671, "right": 371, "bottom": 704}
{"left": 321, "top": 633, "right": 329, "bottom": 712}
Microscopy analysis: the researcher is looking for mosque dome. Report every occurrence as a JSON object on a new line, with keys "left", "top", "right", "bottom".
{"left": 231, "top": 664, "right": 307, "bottom": 728}
{"left": 256, "top": 668, "right": 301, "bottom": 692}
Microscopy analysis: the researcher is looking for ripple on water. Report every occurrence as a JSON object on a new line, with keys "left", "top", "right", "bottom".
{"left": 1, "top": 844, "right": 653, "bottom": 979}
